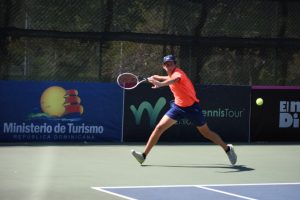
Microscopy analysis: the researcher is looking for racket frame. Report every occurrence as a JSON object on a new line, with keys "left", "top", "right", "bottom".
{"left": 117, "top": 73, "right": 148, "bottom": 90}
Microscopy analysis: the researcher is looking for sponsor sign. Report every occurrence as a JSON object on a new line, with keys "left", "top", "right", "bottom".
{"left": 123, "top": 84, "right": 250, "bottom": 142}
{"left": 0, "top": 81, "right": 123, "bottom": 142}
{"left": 251, "top": 86, "right": 300, "bottom": 141}
{"left": 199, "top": 85, "right": 250, "bottom": 142}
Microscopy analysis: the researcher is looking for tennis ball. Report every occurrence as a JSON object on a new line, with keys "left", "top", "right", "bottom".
{"left": 256, "top": 98, "right": 263, "bottom": 106}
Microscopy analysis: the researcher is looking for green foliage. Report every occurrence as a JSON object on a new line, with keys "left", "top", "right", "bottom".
{"left": 1, "top": 0, "right": 300, "bottom": 85}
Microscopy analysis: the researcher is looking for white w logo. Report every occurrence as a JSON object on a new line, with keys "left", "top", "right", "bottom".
{"left": 130, "top": 97, "right": 166, "bottom": 127}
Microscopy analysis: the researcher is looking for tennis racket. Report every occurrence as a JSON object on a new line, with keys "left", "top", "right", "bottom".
{"left": 117, "top": 73, "right": 149, "bottom": 90}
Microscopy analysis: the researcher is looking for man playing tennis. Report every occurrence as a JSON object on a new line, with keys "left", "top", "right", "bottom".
{"left": 131, "top": 55, "right": 237, "bottom": 165}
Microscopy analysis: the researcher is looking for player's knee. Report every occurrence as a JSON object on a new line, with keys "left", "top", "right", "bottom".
{"left": 198, "top": 127, "right": 213, "bottom": 139}
{"left": 197, "top": 124, "right": 209, "bottom": 136}
{"left": 154, "top": 124, "right": 166, "bottom": 134}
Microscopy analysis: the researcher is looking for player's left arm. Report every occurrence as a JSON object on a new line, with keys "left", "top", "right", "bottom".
{"left": 149, "top": 75, "right": 168, "bottom": 81}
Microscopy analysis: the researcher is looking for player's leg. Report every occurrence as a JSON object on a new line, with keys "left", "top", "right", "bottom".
{"left": 131, "top": 101, "right": 182, "bottom": 164}
{"left": 131, "top": 115, "right": 177, "bottom": 164}
{"left": 185, "top": 103, "right": 237, "bottom": 165}
{"left": 143, "top": 114, "right": 177, "bottom": 156}
{"left": 185, "top": 103, "right": 227, "bottom": 150}
{"left": 196, "top": 124, "right": 237, "bottom": 165}
{"left": 196, "top": 124, "right": 227, "bottom": 150}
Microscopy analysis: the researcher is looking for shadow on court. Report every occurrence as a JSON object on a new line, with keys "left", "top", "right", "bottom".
{"left": 142, "top": 164, "right": 255, "bottom": 172}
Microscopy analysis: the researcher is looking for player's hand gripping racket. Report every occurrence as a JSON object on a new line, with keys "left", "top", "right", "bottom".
{"left": 117, "top": 73, "right": 149, "bottom": 90}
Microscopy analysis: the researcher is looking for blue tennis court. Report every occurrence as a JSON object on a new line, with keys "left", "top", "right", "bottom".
{"left": 92, "top": 183, "right": 300, "bottom": 200}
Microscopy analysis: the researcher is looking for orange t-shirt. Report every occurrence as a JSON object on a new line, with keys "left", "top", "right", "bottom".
{"left": 169, "top": 67, "right": 199, "bottom": 107}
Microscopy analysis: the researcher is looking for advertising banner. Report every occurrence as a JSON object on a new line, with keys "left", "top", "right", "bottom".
{"left": 123, "top": 84, "right": 250, "bottom": 142}
{"left": 0, "top": 81, "right": 123, "bottom": 142}
{"left": 199, "top": 85, "right": 251, "bottom": 142}
{"left": 251, "top": 86, "right": 300, "bottom": 142}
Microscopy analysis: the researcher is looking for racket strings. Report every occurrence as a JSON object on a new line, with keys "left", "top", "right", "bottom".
{"left": 117, "top": 74, "right": 138, "bottom": 89}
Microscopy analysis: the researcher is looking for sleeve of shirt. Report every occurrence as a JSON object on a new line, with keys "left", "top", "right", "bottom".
{"left": 172, "top": 71, "right": 182, "bottom": 81}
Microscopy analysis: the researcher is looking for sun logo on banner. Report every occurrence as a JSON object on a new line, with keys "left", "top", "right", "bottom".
{"left": 28, "top": 86, "right": 83, "bottom": 120}
{"left": 40, "top": 86, "right": 83, "bottom": 117}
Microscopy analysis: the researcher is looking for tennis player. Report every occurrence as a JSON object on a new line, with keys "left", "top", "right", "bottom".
{"left": 131, "top": 55, "right": 237, "bottom": 165}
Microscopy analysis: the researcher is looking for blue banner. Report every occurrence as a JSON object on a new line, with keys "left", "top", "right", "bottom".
{"left": 0, "top": 81, "right": 123, "bottom": 142}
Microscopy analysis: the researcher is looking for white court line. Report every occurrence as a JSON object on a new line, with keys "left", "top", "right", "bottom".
{"left": 195, "top": 185, "right": 258, "bottom": 200}
{"left": 95, "top": 185, "right": 194, "bottom": 189}
{"left": 199, "top": 182, "right": 300, "bottom": 187}
{"left": 91, "top": 187, "right": 137, "bottom": 200}
{"left": 93, "top": 182, "right": 300, "bottom": 189}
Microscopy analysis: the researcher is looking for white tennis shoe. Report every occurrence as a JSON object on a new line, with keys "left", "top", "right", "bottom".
{"left": 131, "top": 149, "right": 145, "bottom": 164}
{"left": 226, "top": 144, "right": 237, "bottom": 165}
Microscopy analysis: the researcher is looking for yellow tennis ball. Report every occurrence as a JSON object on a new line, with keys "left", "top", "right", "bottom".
{"left": 256, "top": 98, "right": 263, "bottom": 106}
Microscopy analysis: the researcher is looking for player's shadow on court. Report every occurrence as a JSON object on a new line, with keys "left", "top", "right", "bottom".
{"left": 142, "top": 164, "right": 254, "bottom": 173}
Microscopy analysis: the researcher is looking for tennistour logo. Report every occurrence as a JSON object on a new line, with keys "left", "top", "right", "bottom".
{"left": 129, "top": 97, "right": 245, "bottom": 128}
{"left": 202, "top": 108, "right": 244, "bottom": 118}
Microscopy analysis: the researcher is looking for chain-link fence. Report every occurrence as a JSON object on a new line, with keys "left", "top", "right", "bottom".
{"left": 1, "top": 0, "right": 300, "bottom": 85}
